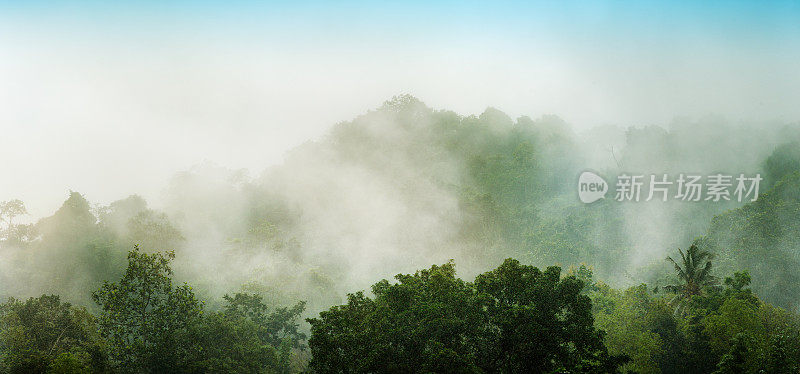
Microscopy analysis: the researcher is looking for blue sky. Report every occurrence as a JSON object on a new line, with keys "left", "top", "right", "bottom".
{"left": 1, "top": 1, "right": 799, "bottom": 217}
{"left": 2, "top": 1, "right": 798, "bottom": 45}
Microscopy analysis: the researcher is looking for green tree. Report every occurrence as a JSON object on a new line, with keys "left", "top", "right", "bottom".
{"left": 92, "top": 246, "right": 202, "bottom": 373}
{"left": 178, "top": 293, "right": 306, "bottom": 374}
{"left": 307, "top": 259, "right": 625, "bottom": 373}
{"left": 178, "top": 312, "right": 282, "bottom": 373}
{"left": 222, "top": 293, "right": 306, "bottom": 350}
{"left": 0, "top": 295, "right": 107, "bottom": 373}
{"left": 307, "top": 261, "right": 490, "bottom": 373}
{"left": 591, "top": 283, "right": 673, "bottom": 374}
{"left": 763, "top": 142, "right": 800, "bottom": 189}
{"left": 475, "top": 259, "right": 626, "bottom": 373}
{"left": 762, "top": 334, "right": 799, "bottom": 374}
{"left": 664, "top": 244, "right": 717, "bottom": 312}
{"left": 712, "top": 333, "right": 751, "bottom": 374}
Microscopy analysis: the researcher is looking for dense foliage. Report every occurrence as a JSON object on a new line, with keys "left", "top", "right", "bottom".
{"left": 307, "top": 259, "right": 625, "bottom": 373}
{"left": 2, "top": 97, "right": 800, "bottom": 372}
{"left": 0, "top": 247, "right": 305, "bottom": 373}
{"left": 593, "top": 268, "right": 800, "bottom": 374}
{"left": 0, "top": 295, "right": 107, "bottom": 373}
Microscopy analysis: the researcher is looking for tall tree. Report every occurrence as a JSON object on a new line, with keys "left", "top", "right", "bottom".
{"left": 307, "top": 259, "right": 626, "bottom": 373}
{"left": 475, "top": 259, "right": 627, "bottom": 373}
{"left": 663, "top": 244, "right": 717, "bottom": 311}
{"left": 92, "top": 246, "right": 202, "bottom": 373}
{"left": 0, "top": 199, "right": 35, "bottom": 247}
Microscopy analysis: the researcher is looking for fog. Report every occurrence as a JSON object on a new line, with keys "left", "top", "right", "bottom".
{"left": 2, "top": 2, "right": 800, "bottom": 220}
{"left": 5, "top": 4, "right": 800, "bottom": 373}
{"left": 2, "top": 2, "right": 800, "bottom": 317}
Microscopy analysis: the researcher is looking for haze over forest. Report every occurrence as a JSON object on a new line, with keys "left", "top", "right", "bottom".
{"left": 4, "top": 95, "right": 800, "bottom": 372}
{"left": 3, "top": 2, "right": 800, "bottom": 373}
{"left": 2, "top": 94, "right": 799, "bottom": 308}
{"left": 3, "top": 2, "right": 799, "bottom": 220}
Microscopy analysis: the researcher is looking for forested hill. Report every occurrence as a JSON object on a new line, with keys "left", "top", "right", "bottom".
{"left": 699, "top": 170, "right": 800, "bottom": 308}
{"left": 3, "top": 96, "right": 800, "bottom": 372}
{"left": 2, "top": 95, "right": 800, "bottom": 312}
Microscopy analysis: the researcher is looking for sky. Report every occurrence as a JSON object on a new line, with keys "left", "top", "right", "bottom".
{"left": 1, "top": 1, "right": 799, "bottom": 218}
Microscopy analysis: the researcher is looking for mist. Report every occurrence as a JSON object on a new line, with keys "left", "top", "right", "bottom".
{"left": 1, "top": 93, "right": 798, "bottom": 314}
{"left": 2, "top": 2, "right": 800, "bottom": 372}
{"left": 3, "top": 2, "right": 800, "bottom": 220}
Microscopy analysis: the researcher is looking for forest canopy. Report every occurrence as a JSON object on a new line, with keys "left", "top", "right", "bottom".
{"left": 2, "top": 96, "right": 800, "bottom": 372}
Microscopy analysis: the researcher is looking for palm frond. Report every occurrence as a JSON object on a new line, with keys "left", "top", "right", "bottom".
{"left": 667, "top": 256, "right": 688, "bottom": 281}
{"left": 665, "top": 245, "right": 717, "bottom": 312}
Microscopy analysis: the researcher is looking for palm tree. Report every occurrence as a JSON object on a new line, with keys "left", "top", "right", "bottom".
{"left": 662, "top": 244, "right": 718, "bottom": 312}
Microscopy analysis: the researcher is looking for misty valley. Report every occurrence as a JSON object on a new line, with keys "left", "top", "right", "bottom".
{"left": 3, "top": 96, "right": 800, "bottom": 373}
